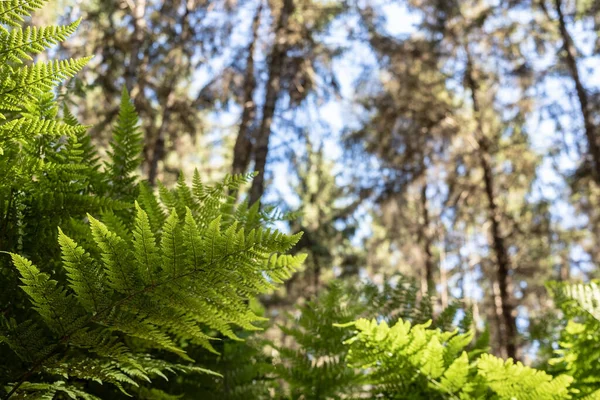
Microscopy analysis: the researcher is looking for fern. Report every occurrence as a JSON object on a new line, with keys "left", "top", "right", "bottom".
{"left": 144, "top": 299, "right": 277, "bottom": 400}
{"left": 274, "top": 282, "right": 369, "bottom": 399}
{"left": 0, "top": 1, "right": 50, "bottom": 31}
{"left": 1, "top": 1, "right": 595, "bottom": 399}
{"left": 272, "top": 276, "right": 474, "bottom": 399}
{"left": 548, "top": 281, "right": 600, "bottom": 398}
{"left": 0, "top": 19, "right": 80, "bottom": 63}
{"left": 0, "top": 0, "right": 105, "bottom": 263}
{"left": 0, "top": 3, "right": 306, "bottom": 398}
{"left": 3, "top": 176, "right": 305, "bottom": 397}
{"left": 105, "top": 88, "right": 143, "bottom": 202}
{"left": 338, "top": 317, "right": 573, "bottom": 399}
{"left": 0, "top": 5, "right": 112, "bottom": 371}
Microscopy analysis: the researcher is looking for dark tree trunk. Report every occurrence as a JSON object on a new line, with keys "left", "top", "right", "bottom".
{"left": 479, "top": 143, "right": 518, "bottom": 360}
{"left": 465, "top": 54, "right": 518, "bottom": 361}
{"left": 248, "top": 0, "right": 295, "bottom": 205}
{"left": 420, "top": 182, "right": 435, "bottom": 295}
{"left": 146, "top": 5, "right": 192, "bottom": 185}
{"left": 232, "top": 3, "right": 263, "bottom": 177}
{"left": 147, "top": 93, "right": 175, "bottom": 185}
{"left": 551, "top": 0, "right": 600, "bottom": 183}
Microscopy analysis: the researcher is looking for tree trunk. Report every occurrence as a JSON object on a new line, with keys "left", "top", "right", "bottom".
{"left": 232, "top": 2, "right": 263, "bottom": 177}
{"left": 465, "top": 54, "right": 519, "bottom": 360}
{"left": 479, "top": 141, "right": 518, "bottom": 360}
{"left": 419, "top": 182, "right": 435, "bottom": 295}
{"left": 551, "top": 0, "right": 600, "bottom": 183}
{"left": 146, "top": 5, "right": 192, "bottom": 185}
{"left": 248, "top": 0, "right": 295, "bottom": 205}
{"left": 147, "top": 93, "right": 175, "bottom": 185}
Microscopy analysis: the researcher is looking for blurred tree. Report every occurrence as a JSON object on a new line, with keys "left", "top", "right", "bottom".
{"left": 540, "top": 0, "right": 600, "bottom": 183}
{"left": 243, "top": 0, "right": 345, "bottom": 204}
{"left": 345, "top": 1, "right": 457, "bottom": 306}
{"left": 59, "top": 0, "right": 241, "bottom": 184}
{"left": 346, "top": 0, "right": 558, "bottom": 360}
{"left": 38, "top": 0, "right": 600, "bottom": 371}
{"left": 264, "top": 138, "right": 365, "bottom": 309}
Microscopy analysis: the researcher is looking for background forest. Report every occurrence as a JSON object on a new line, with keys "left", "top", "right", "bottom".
{"left": 2, "top": 0, "right": 600, "bottom": 398}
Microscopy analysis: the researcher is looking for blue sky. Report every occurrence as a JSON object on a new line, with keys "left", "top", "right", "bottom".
{"left": 187, "top": 1, "right": 600, "bottom": 289}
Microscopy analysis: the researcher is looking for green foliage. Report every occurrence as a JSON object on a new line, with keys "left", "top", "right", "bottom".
{"left": 272, "top": 276, "right": 476, "bottom": 399}
{"left": 105, "top": 88, "right": 143, "bottom": 202}
{"left": 270, "top": 276, "right": 594, "bottom": 400}
{"left": 0, "top": 3, "right": 305, "bottom": 398}
{"left": 0, "top": 0, "right": 127, "bottom": 329}
{"left": 339, "top": 317, "right": 573, "bottom": 399}
{"left": 548, "top": 281, "right": 600, "bottom": 398}
{"left": 2, "top": 2, "right": 600, "bottom": 400}
{"left": 146, "top": 300, "right": 277, "bottom": 400}
{"left": 3, "top": 173, "right": 304, "bottom": 397}
{"left": 273, "top": 282, "right": 369, "bottom": 399}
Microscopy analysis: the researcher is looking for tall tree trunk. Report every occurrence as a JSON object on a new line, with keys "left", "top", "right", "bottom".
{"left": 547, "top": 0, "right": 600, "bottom": 183}
{"left": 465, "top": 54, "right": 519, "bottom": 361}
{"left": 232, "top": 2, "right": 263, "bottom": 177}
{"left": 419, "top": 182, "right": 435, "bottom": 295}
{"left": 248, "top": 0, "right": 295, "bottom": 205}
{"left": 146, "top": 4, "right": 192, "bottom": 185}
{"left": 147, "top": 93, "right": 176, "bottom": 185}
{"left": 477, "top": 118, "right": 518, "bottom": 361}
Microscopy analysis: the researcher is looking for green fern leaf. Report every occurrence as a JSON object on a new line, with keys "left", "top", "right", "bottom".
{"left": 10, "top": 253, "right": 85, "bottom": 335}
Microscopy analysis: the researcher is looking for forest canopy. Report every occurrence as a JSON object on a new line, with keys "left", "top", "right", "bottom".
{"left": 1, "top": 0, "right": 600, "bottom": 398}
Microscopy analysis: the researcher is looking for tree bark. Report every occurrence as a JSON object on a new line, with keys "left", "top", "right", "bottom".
{"left": 147, "top": 93, "right": 175, "bottom": 185}
{"left": 231, "top": 2, "right": 263, "bottom": 177}
{"left": 551, "top": 0, "right": 600, "bottom": 183}
{"left": 465, "top": 54, "right": 519, "bottom": 360}
{"left": 248, "top": 0, "right": 295, "bottom": 205}
{"left": 419, "top": 182, "right": 435, "bottom": 295}
{"left": 146, "top": 4, "right": 192, "bottom": 185}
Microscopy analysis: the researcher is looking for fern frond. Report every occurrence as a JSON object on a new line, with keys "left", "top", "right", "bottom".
{"left": 106, "top": 88, "right": 143, "bottom": 201}
{"left": 549, "top": 281, "right": 600, "bottom": 397}
{"left": 0, "top": 115, "right": 86, "bottom": 142}
{"left": 549, "top": 281, "right": 600, "bottom": 321}
{"left": 340, "top": 317, "right": 573, "bottom": 399}
{"left": 1, "top": 57, "right": 92, "bottom": 103}
{"left": 0, "top": 0, "right": 50, "bottom": 32}
{"left": 88, "top": 214, "right": 139, "bottom": 294}
{"left": 133, "top": 202, "right": 161, "bottom": 285}
{"left": 9, "top": 380, "right": 102, "bottom": 400}
{"left": 137, "top": 182, "right": 166, "bottom": 233}
{"left": 7, "top": 175, "right": 304, "bottom": 395}
{"left": 10, "top": 253, "right": 85, "bottom": 336}
{"left": 0, "top": 19, "right": 80, "bottom": 63}
{"left": 477, "top": 353, "right": 573, "bottom": 400}
{"left": 58, "top": 227, "right": 110, "bottom": 313}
